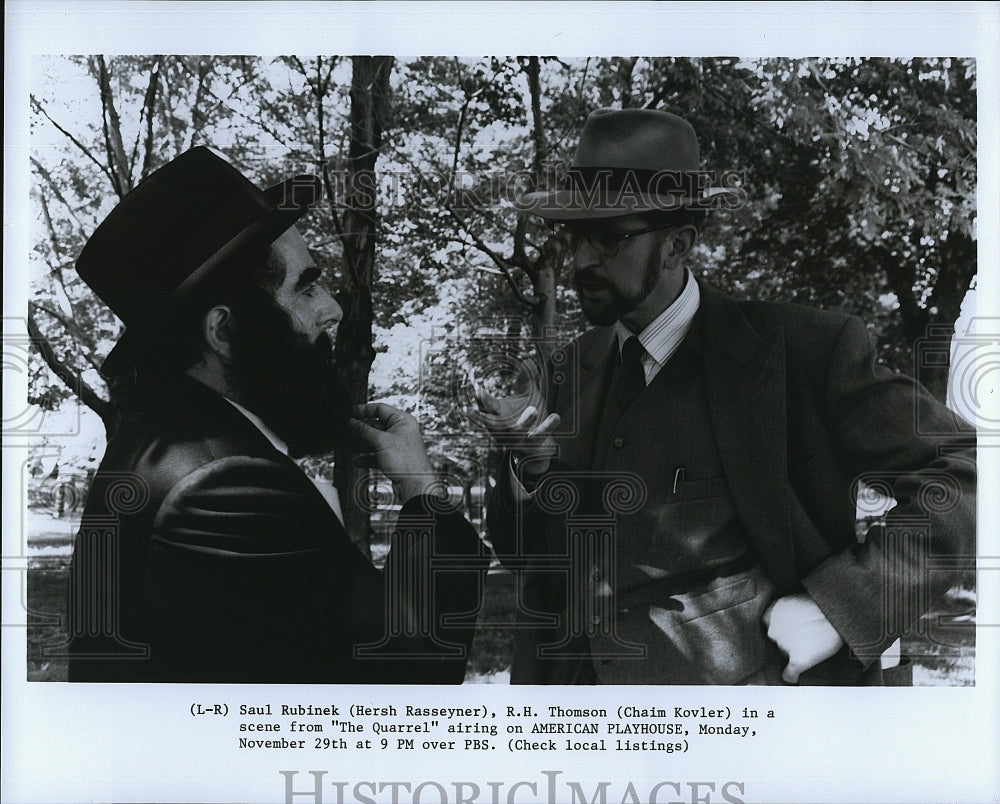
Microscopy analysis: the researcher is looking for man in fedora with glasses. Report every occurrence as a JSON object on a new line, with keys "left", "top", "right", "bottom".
{"left": 66, "top": 147, "right": 486, "bottom": 683}
{"left": 483, "top": 108, "right": 976, "bottom": 685}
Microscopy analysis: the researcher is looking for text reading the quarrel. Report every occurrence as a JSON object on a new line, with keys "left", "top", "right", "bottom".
{"left": 188, "top": 701, "right": 774, "bottom": 755}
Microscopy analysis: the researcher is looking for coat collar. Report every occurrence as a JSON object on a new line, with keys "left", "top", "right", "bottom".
{"left": 170, "top": 376, "right": 348, "bottom": 525}
{"left": 698, "top": 281, "right": 766, "bottom": 367}
{"left": 222, "top": 395, "right": 291, "bottom": 457}
{"left": 126, "top": 375, "right": 321, "bottom": 481}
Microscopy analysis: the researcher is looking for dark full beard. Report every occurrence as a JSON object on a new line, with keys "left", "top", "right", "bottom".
{"left": 227, "top": 293, "right": 353, "bottom": 458}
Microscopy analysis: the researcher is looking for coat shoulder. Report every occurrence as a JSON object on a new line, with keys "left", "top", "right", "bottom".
{"left": 574, "top": 325, "right": 614, "bottom": 349}
{"left": 710, "top": 290, "right": 870, "bottom": 367}
{"left": 95, "top": 381, "right": 295, "bottom": 514}
{"left": 733, "top": 297, "right": 857, "bottom": 342}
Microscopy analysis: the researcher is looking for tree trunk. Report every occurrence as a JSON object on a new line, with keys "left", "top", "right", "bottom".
{"left": 618, "top": 57, "right": 638, "bottom": 107}
{"left": 921, "top": 228, "right": 977, "bottom": 404}
{"left": 520, "top": 57, "right": 559, "bottom": 353}
{"left": 334, "top": 56, "right": 394, "bottom": 557}
{"left": 95, "top": 55, "right": 134, "bottom": 198}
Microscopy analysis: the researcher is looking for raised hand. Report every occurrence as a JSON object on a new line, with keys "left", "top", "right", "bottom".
{"left": 475, "top": 387, "right": 561, "bottom": 480}
{"left": 348, "top": 402, "right": 439, "bottom": 502}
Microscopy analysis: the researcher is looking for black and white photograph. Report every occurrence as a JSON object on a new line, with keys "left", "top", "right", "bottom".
{"left": 4, "top": 2, "right": 998, "bottom": 803}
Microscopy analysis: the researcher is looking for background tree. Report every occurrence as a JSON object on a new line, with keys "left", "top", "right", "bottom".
{"left": 331, "top": 56, "right": 394, "bottom": 553}
{"left": 28, "top": 55, "right": 977, "bottom": 555}
{"left": 633, "top": 57, "right": 976, "bottom": 397}
{"left": 28, "top": 54, "right": 299, "bottom": 437}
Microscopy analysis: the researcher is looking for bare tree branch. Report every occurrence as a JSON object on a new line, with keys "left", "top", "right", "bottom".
{"left": 444, "top": 203, "right": 543, "bottom": 312}
{"left": 36, "top": 189, "right": 68, "bottom": 262}
{"left": 30, "top": 301, "right": 104, "bottom": 373}
{"left": 546, "top": 57, "right": 590, "bottom": 155}
{"left": 288, "top": 55, "right": 309, "bottom": 80}
{"left": 30, "top": 157, "right": 86, "bottom": 231}
{"left": 35, "top": 191, "right": 100, "bottom": 357}
{"left": 175, "top": 58, "right": 292, "bottom": 150}
{"left": 444, "top": 61, "right": 484, "bottom": 208}
{"left": 618, "top": 56, "right": 639, "bottom": 108}
{"left": 184, "top": 58, "right": 212, "bottom": 151}
{"left": 160, "top": 68, "right": 184, "bottom": 155}
{"left": 30, "top": 96, "right": 115, "bottom": 186}
{"left": 137, "top": 57, "right": 163, "bottom": 178}
{"left": 27, "top": 306, "right": 113, "bottom": 429}
{"left": 95, "top": 55, "right": 133, "bottom": 198}
{"left": 298, "top": 55, "right": 358, "bottom": 284}
{"left": 321, "top": 55, "right": 339, "bottom": 91}
{"left": 389, "top": 122, "right": 548, "bottom": 312}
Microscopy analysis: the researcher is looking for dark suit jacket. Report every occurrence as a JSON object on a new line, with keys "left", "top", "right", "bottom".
{"left": 488, "top": 283, "right": 976, "bottom": 684}
{"left": 67, "top": 378, "right": 486, "bottom": 683}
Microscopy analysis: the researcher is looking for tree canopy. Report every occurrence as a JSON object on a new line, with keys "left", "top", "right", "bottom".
{"left": 28, "top": 55, "right": 977, "bottom": 544}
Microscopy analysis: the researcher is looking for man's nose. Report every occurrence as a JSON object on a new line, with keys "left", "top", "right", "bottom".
{"left": 318, "top": 288, "right": 343, "bottom": 329}
{"left": 573, "top": 237, "right": 601, "bottom": 269}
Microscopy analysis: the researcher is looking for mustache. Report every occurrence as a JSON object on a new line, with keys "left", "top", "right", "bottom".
{"left": 295, "top": 329, "right": 335, "bottom": 364}
{"left": 313, "top": 330, "right": 334, "bottom": 355}
{"left": 574, "top": 270, "right": 611, "bottom": 288}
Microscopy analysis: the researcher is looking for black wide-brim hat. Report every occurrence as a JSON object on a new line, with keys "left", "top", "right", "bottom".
{"left": 75, "top": 146, "right": 323, "bottom": 376}
{"left": 518, "top": 108, "right": 742, "bottom": 220}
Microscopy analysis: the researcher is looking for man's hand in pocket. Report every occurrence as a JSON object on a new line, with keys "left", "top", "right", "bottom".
{"left": 762, "top": 593, "right": 845, "bottom": 684}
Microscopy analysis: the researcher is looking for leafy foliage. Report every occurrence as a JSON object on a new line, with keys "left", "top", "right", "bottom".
{"left": 29, "top": 56, "right": 976, "bottom": 492}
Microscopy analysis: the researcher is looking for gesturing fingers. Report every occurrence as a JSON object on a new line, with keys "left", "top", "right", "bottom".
{"left": 474, "top": 385, "right": 501, "bottom": 416}
{"left": 513, "top": 405, "right": 539, "bottom": 430}
{"left": 528, "top": 412, "right": 561, "bottom": 438}
{"left": 347, "top": 417, "right": 387, "bottom": 451}
{"left": 354, "top": 402, "right": 408, "bottom": 429}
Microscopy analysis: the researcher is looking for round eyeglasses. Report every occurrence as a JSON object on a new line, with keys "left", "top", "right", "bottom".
{"left": 560, "top": 221, "right": 679, "bottom": 258}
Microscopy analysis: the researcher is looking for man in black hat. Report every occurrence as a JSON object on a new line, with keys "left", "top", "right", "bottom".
{"left": 483, "top": 108, "right": 976, "bottom": 685}
{"left": 66, "top": 147, "right": 486, "bottom": 683}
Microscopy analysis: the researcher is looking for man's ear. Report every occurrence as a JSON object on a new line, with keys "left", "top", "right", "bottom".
{"left": 201, "top": 305, "right": 234, "bottom": 360}
{"left": 663, "top": 224, "right": 698, "bottom": 259}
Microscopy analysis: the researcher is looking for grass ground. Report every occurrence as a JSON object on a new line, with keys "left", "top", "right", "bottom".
{"left": 25, "top": 518, "right": 975, "bottom": 685}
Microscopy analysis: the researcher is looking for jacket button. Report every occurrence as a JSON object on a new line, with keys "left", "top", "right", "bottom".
{"left": 612, "top": 437, "right": 625, "bottom": 449}
{"left": 591, "top": 567, "right": 601, "bottom": 581}
{"left": 591, "top": 616, "right": 601, "bottom": 626}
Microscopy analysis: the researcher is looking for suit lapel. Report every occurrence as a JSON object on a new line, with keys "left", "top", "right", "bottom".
{"left": 700, "top": 285, "right": 798, "bottom": 589}
{"left": 176, "top": 378, "right": 349, "bottom": 534}
{"left": 260, "top": 447, "right": 349, "bottom": 533}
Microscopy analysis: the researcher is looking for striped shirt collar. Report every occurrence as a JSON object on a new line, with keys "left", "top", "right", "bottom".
{"left": 614, "top": 268, "right": 701, "bottom": 376}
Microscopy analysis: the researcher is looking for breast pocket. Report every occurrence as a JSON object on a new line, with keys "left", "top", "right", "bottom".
{"left": 626, "top": 475, "right": 740, "bottom": 571}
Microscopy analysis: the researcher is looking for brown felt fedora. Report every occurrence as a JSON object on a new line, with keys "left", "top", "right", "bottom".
{"left": 519, "top": 108, "right": 741, "bottom": 220}
{"left": 75, "top": 146, "right": 323, "bottom": 376}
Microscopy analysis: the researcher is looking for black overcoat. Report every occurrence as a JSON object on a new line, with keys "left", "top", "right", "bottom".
{"left": 67, "top": 378, "right": 486, "bottom": 683}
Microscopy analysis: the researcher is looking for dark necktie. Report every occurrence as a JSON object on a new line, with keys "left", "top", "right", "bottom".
{"left": 612, "top": 335, "right": 646, "bottom": 410}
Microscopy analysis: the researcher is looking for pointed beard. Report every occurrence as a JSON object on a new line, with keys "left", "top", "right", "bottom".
{"left": 574, "top": 256, "right": 662, "bottom": 326}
